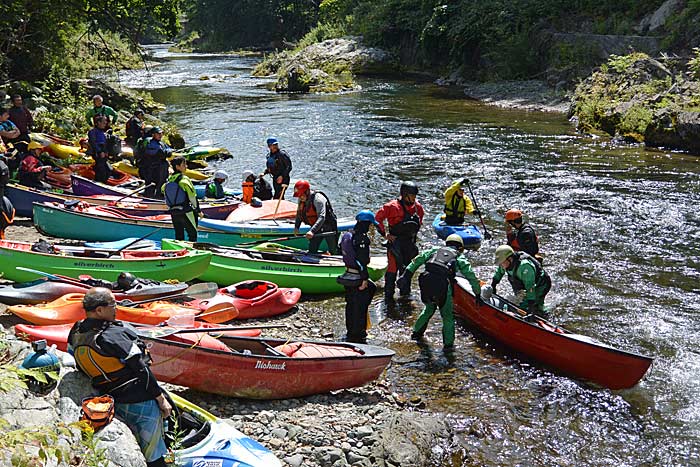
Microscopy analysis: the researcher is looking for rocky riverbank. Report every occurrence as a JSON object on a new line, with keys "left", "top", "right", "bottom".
{"left": 0, "top": 221, "right": 454, "bottom": 467}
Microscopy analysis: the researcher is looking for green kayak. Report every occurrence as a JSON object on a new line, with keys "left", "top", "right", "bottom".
{"left": 0, "top": 239, "right": 212, "bottom": 283}
{"left": 161, "top": 239, "right": 388, "bottom": 294}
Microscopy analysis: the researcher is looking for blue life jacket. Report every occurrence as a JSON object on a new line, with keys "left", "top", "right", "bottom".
{"left": 163, "top": 174, "right": 192, "bottom": 213}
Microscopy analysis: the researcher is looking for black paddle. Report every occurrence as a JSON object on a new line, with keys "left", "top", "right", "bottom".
{"left": 108, "top": 227, "right": 165, "bottom": 257}
{"left": 463, "top": 179, "right": 492, "bottom": 240}
{"left": 137, "top": 324, "right": 289, "bottom": 339}
{"left": 118, "top": 282, "right": 219, "bottom": 306}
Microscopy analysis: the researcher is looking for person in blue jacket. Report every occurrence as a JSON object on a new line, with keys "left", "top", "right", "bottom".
{"left": 263, "top": 137, "right": 292, "bottom": 199}
{"left": 143, "top": 127, "right": 172, "bottom": 199}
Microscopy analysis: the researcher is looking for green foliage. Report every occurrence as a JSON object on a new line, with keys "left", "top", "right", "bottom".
{"left": 296, "top": 22, "right": 348, "bottom": 51}
{"left": 0, "top": 364, "right": 28, "bottom": 393}
{"left": 607, "top": 52, "right": 650, "bottom": 73}
{"left": 688, "top": 48, "right": 700, "bottom": 79}
{"left": 619, "top": 105, "right": 653, "bottom": 139}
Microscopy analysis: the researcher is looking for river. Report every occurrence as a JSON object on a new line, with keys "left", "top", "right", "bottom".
{"left": 117, "top": 45, "right": 700, "bottom": 466}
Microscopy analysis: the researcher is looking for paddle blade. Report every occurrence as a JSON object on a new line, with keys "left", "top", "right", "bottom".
{"left": 183, "top": 282, "right": 220, "bottom": 300}
{"left": 197, "top": 304, "right": 239, "bottom": 324}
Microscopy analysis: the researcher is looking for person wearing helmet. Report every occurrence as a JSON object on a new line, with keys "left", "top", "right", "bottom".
{"left": 263, "top": 137, "right": 292, "bottom": 199}
{"left": 491, "top": 244, "right": 551, "bottom": 315}
{"left": 293, "top": 180, "right": 338, "bottom": 253}
{"left": 125, "top": 109, "right": 145, "bottom": 148}
{"left": 444, "top": 178, "right": 479, "bottom": 225}
{"left": 162, "top": 156, "right": 201, "bottom": 241}
{"left": 68, "top": 287, "right": 172, "bottom": 467}
{"left": 375, "top": 181, "right": 425, "bottom": 301}
{"left": 242, "top": 169, "right": 272, "bottom": 203}
{"left": 205, "top": 169, "right": 229, "bottom": 199}
{"left": 19, "top": 141, "right": 51, "bottom": 189}
{"left": 504, "top": 209, "right": 540, "bottom": 259}
{"left": 86, "top": 114, "right": 111, "bottom": 183}
{"left": 338, "top": 209, "right": 380, "bottom": 343}
{"left": 143, "top": 127, "right": 173, "bottom": 199}
{"left": 85, "top": 94, "right": 118, "bottom": 127}
{"left": 397, "top": 234, "right": 481, "bottom": 350}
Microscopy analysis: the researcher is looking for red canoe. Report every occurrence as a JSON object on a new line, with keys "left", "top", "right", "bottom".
{"left": 14, "top": 322, "right": 262, "bottom": 352}
{"left": 186, "top": 280, "right": 301, "bottom": 320}
{"left": 452, "top": 278, "right": 653, "bottom": 389}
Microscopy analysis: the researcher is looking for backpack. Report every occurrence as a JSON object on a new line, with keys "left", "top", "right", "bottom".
{"left": 133, "top": 137, "right": 150, "bottom": 165}
{"left": 163, "top": 174, "right": 192, "bottom": 213}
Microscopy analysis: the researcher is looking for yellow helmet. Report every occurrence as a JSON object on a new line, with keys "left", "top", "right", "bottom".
{"left": 27, "top": 141, "right": 44, "bottom": 151}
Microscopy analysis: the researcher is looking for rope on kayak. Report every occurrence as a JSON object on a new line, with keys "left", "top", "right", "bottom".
{"left": 150, "top": 333, "right": 206, "bottom": 367}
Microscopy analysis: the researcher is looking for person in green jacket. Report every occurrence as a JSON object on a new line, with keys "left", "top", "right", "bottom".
{"left": 490, "top": 245, "right": 551, "bottom": 315}
{"left": 162, "top": 156, "right": 202, "bottom": 241}
{"left": 443, "top": 178, "right": 478, "bottom": 225}
{"left": 398, "top": 234, "right": 482, "bottom": 350}
{"left": 205, "top": 170, "right": 228, "bottom": 199}
{"left": 85, "top": 95, "right": 118, "bottom": 127}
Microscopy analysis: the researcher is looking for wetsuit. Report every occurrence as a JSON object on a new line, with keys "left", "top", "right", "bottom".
{"left": 339, "top": 221, "right": 376, "bottom": 343}
{"left": 8, "top": 105, "right": 32, "bottom": 145}
{"left": 87, "top": 126, "right": 110, "bottom": 183}
{"left": 443, "top": 180, "right": 474, "bottom": 225}
{"left": 125, "top": 116, "right": 144, "bottom": 148}
{"left": 144, "top": 139, "right": 172, "bottom": 199}
{"left": 507, "top": 222, "right": 540, "bottom": 257}
{"left": 264, "top": 149, "right": 292, "bottom": 199}
{"left": 492, "top": 251, "right": 551, "bottom": 314}
{"left": 405, "top": 246, "right": 481, "bottom": 348}
{"left": 86, "top": 105, "right": 118, "bottom": 127}
{"left": 163, "top": 172, "right": 200, "bottom": 241}
{"left": 295, "top": 190, "right": 338, "bottom": 254}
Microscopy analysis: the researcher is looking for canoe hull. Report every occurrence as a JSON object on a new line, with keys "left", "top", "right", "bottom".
{"left": 452, "top": 278, "right": 652, "bottom": 389}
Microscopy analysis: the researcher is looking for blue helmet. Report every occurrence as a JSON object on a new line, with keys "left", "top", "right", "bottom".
{"left": 266, "top": 137, "right": 278, "bottom": 146}
{"left": 356, "top": 209, "right": 379, "bottom": 226}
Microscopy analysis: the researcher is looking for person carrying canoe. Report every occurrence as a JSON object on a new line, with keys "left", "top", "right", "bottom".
{"left": 375, "top": 181, "right": 425, "bottom": 302}
{"left": 143, "top": 127, "right": 173, "bottom": 199}
{"left": 163, "top": 156, "right": 202, "bottom": 241}
{"left": 504, "top": 209, "right": 541, "bottom": 260}
{"left": 242, "top": 170, "right": 273, "bottom": 203}
{"left": 398, "top": 234, "right": 481, "bottom": 351}
{"left": 293, "top": 179, "right": 338, "bottom": 254}
{"left": 68, "top": 287, "right": 172, "bottom": 467}
{"left": 444, "top": 178, "right": 479, "bottom": 225}
{"left": 339, "top": 209, "right": 379, "bottom": 344}
{"left": 489, "top": 245, "right": 551, "bottom": 315}
{"left": 85, "top": 94, "right": 118, "bottom": 127}
{"left": 205, "top": 169, "right": 228, "bottom": 199}
{"left": 8, "top": 95, "right": 33, "bottom": 146}
{"left": 263, "top": 137, "right": 292, "bottom": 199}
{"left": 87, "top": 115, "right": 111, "bottom": 183}
{"left": 125, "top": 109, "right": 145, "bottom": 148}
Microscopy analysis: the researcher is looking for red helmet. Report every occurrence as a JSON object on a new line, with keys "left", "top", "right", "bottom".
{"left": 293, "top": 180, "right": 310, "bottom": 197}
{"left": 505, "top": 209, "right": 523, "bottom": 222}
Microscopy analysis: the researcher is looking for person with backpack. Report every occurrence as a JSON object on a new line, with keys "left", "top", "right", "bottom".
{"left": 263, "top": 137, "right": 292, "bottom": 199}
{"left": 0, "top": 156, "right": 14, "bottom": 239}
{"left": 87, "top": 115, "right": 111, "bottom": 183}
{"left": 144, "top": 127, "right": 172, "bottom": 199}
{"left": 488, "top": 245, "right": 551, "bottom": 315}
{"left": 504, "top": 209, "right": 541, "bottom": 260}
{"left": 293, "top": 180, "right": 338, "bottom": 254}
{"left": 162, "top": 156, "right": 201, "bottom": 241}
{"left": 398, "top": 234, "right": 481, "bottom": 351}
{"left": 125, "top": 109, "right": 145, "bottom": 148}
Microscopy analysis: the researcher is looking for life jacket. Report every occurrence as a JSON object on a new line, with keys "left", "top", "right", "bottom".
{"left": 71, "top": 322, "right": 135, "bottom": 388}
{"left": 424, "top": 246, "right": 460, "bottom": 280}
{"left": 133, "top": 137, "right": 151, "bottom": 165}
{"left": 242, "top": 181, "right": 254, "bottom": 203}
{"left": 125, "top": 117, "right": 142, "bottom": 141}
{"left": 444, "top": 193, "right": 467, "bottom": 220}
{"left": 20, "top": 153, "right": 41, "bottom": 174}
{"left": 206, "top": 181, "right": 225, "bottom": 199}
{"left": 300, "top": 191, "right": 336, "bottom": 227}
{"left": 266, "top": 150, "right": 292, "bottom": 177}
{"left": 164, "top": 174, "right": 192, "bottom": 213}
{"left": 507, "top": 251, "right": 547, "bottom": 292}
{"left": 509, "top": 223, "right": 539, "bottom": 256}
{"left": 389, "top": 200, "right": 421, "bottom": 239}
{"left": 419, "top": 246, "right": 460, "bottom": 307}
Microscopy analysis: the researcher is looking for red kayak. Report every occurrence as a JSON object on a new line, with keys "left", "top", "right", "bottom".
{"left": 452, "top": 278, "right": 653, "bottom": 389}
{"left": 186, "top": 280, "right": 301, "bottom": 320}
{"left": 14, "top": 322, "right": 262, "bottom": 352}
{"left": 70, "top": 164, "right": 134, "bottom": 186}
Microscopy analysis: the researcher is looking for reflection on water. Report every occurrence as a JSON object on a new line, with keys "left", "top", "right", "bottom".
{"left": 121, "top": 46, "right": 700, "bottom": 466}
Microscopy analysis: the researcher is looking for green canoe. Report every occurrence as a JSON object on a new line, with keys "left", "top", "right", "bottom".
{"left": 161, "top": 239, "right": 388, "bottom": 294}
{"left": 0, "top": 240, "right": 212, "bottom": 283}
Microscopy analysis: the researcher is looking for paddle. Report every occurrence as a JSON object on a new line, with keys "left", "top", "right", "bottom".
{"left": 195, "top": 304, "right": 239, "bottom": 323}
{"left": 463, "top": 179, "right": 492, "bottom": 240}
{"left": 271, "top": 184, "right": 288, "bottom": 225}
{"left": 236, "top": 231, "right": 337, "bottom": 247}
{"left": 118, "top": 282, "right": 219, "bottom": 306}
{"left": 137, "top": 323, "right": 288, "bottom": 339}
{"left": 108, "top": 182, "right": 155, "bottom": 205}
{"left": 15, "top": 266, "right": 87, "bottom": 287}
{"left": 108, "top": 227, "right": 165, "bottom": 257}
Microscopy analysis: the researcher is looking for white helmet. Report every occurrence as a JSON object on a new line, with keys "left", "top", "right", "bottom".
{"left": 242, "top": 170, "right": 255, "bottom": 181}
{"left": 214, "top": 170, "right": 229, "bottom": 181}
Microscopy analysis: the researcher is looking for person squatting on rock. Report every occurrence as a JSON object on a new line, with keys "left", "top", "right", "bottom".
{"left": 163, "top": 156, "right": 202, "bottom": 241}
{"left": 490, "top": 245, "right": 551, "bottom": 315}
{"left": 293, "top": 179, "right": 338, "bottom": 254}
{"left": 375, "top": 181, "right": 424, "bottom": 302}
{"left": 339, "top": 210, "right": 380, "bottom": 344}
{"left": 68, "top": 287, "right": 172, "bottom": 467}
{"left": 263, "top": 137, "right": 292, "bottom": 199}
{"left": 399, "top": 234, "right": 481, "bottom": 350}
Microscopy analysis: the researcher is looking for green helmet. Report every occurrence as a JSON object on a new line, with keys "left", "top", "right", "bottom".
{"left": 445, "top": 233, "right": 464, "bottom": 247}
{"left": 494, "top": 245, "right": 514, "bottom": 265}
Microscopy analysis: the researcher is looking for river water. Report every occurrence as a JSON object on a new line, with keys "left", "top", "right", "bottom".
{"left": 118, "top": 45, "right": 700, "bottom": 466}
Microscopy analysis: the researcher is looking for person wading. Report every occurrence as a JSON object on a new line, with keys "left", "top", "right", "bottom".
{"left": 489, "top": 245, "right": 551, "bottom": 315}
{"left": 293, "top": 180, "right": 338, "bottom": 254}
{"left": 263, "top": 137, "right": 292, "bottom": 199}
{"left": 444, "top": 178, "right": 480, "bottom": 225}
{"left": 163, "top": 156, "right": 202, "bottom": 241}
{"left": 504, "top": 209, "right": 541, "bottom": 260}
{"left": 376, "top": 181, "right": 424, "bottom": 302}
{"left": 399, "top": 234, "right": 481, "bottom": 351}
{"left": 339, "top": 210, "right": 379, "bottom": 344}
{"left": 68, "top": 287, "right": 172, "bottom": 467}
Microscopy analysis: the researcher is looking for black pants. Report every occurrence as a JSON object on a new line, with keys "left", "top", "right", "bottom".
{"left": 344, "top": 280, "right": 377, "bottom": 343}
{"left": 140, "top": 162, "right": 168, "bottom": 199}
{"left": 272, "top": 177, "right": 289, "bottom": 199}
{"left": 308, "top": 224, "right": 338, "bottom": 254}
{"left": 171, "top": 212, "right": 198, "bottom": 241}
{"left": 93, "top": 156, "right": 111, "bottom": 183}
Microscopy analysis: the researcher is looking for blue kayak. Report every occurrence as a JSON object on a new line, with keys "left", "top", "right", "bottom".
{"left": 84, "top": 238, "right": 162, "bottom": 250}
{"left": 432, "top": 214, "right": 482, "bottom": 248}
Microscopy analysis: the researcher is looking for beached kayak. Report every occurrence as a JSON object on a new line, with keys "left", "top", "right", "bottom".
{"left": 225, "top": 199, "right": 297, "bottom": 222}
{"left": 162, "top": 239, "right": 388, "bottom": 294}
{"left": 113, "top": 159, "right": 212, "bottom": 181}
{"left": 431, "top": 214, "right": 483, "bottom": 248}
{"left": 186, "top": 280, "right": 301, "bottom": 319}
{"left": 0, "top": 239, "right": 211, "bottom": 283}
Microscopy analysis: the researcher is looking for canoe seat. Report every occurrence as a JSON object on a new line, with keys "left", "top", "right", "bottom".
{"left": 273, "top": 342, "right": 362, "bottom": 358}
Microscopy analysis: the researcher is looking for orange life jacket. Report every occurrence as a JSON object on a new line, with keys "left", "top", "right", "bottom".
{"left": 242, "top": 181, "right": 254, "bottom": 203}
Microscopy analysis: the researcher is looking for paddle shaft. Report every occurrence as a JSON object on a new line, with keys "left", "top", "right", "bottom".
{"left": 272, "top": 184, "right": 288, "bottom": 223}
{"left": 111, "top": 182, "right": 155, "bottom": 205}
{"left": 120, "top": 283, "right": 218, "bottom": 306}
{"left": 237, "top": 230, "right": 336, "bottom": 247}
{"left": 111, "top": 227, "right": 165, "bottom": 256}
{"left": 464, "top": 180, "right": 492, "bottom": 240}
{"left": 139, "top": 324, "right": 288, "bottom": 338}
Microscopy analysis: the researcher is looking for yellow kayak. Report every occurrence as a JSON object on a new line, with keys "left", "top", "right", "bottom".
{"left": 114, "top": 159, "right": 212, "bottom": 181}
{"left": 31, "top": 133, "right": 133, "bottom": 160}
